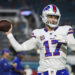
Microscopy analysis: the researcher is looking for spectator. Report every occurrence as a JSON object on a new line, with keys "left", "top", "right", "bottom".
{"left": 11, "top": 52, "right": 26, "bottom": 75}
{"left": 0, "top": 48, "right": 16, "bottom": 75}
{"left": 24, "top": 65, "right": 32, "bottom": 75}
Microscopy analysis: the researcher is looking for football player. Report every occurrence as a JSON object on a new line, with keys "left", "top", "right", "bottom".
{"left": 5, "top": 4, "right": 75, "bottom": 75}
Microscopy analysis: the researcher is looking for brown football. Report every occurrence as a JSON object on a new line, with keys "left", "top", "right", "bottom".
{"left": 0, "top": 20, "right": 12, "bottom": 32}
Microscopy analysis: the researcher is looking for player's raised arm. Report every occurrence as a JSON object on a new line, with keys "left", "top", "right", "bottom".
{"left": 5, "top": 25, "right": 38, "bottom": 52}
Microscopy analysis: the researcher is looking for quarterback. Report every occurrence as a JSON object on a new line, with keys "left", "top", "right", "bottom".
{"left": 6, "top": 4, "right": 75, "bottom": 75}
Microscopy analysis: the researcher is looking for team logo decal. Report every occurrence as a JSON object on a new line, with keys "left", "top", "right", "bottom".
{"left": 40, "top": 35, "right": 45, "bottom": 40}
{"left": 44, "top": 5, "right": 50, "bottom": 11}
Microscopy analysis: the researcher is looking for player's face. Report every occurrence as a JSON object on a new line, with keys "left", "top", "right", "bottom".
{"left": 18, "top": 55, "right": 24, "bottom": 59}
{"left": 4, "top": 52, "right": 10, "bottom": 57}
{"left": 47, "top": 15, "right": 59, "bottom": 25}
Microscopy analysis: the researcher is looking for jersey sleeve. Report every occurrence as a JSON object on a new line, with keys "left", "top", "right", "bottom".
{"left": 67, "top": 26, "right": 74, "bottom": 35}
{"left": 66, "top": 26, "right": 75, "bottom": 51}
{"left": 66, "top": 34, "right": 75, "bottom": 51}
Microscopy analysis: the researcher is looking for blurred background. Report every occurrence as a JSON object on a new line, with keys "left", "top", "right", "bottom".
{"left": 0, "top": 0, "right": 75, "bottom": 75}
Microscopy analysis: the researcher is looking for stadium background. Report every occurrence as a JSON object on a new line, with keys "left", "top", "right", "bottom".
{"left": 0, "top": 0, "right": 75, "bottom": 74}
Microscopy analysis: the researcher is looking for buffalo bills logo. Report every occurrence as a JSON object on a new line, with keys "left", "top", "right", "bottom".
{"left": 44, "top": 5, "right": 50, "bottom": 11}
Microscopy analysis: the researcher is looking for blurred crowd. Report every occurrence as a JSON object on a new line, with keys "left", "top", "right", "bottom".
{"left": 0, "top": 49, "right": 37, "bottom": 75}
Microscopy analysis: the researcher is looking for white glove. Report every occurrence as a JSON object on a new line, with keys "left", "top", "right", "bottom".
{"left": 54, "top": 35, "right": 67, "bottom": 43}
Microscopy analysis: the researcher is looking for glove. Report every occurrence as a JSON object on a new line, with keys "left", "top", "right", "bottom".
{"left": 54, "top": 35, "right": 67, "bottom": 43}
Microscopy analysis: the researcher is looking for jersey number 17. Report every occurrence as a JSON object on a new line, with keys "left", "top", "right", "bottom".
{"left": 43, "top": 40, "right": 62, "bottom": 57}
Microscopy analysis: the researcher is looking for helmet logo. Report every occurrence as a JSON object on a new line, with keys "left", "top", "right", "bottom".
{"left": 44, "top": 5, "right": 50, "bottom": 11}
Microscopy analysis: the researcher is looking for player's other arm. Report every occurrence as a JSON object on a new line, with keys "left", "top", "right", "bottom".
{"left": 66, "top": 26, "right": 75, "bottom": 52}
{"left": 55, "top": 26, "right": 75, "bottom": 52}
{"left": 66, "top": 34, "right": 75, "bottom": 52}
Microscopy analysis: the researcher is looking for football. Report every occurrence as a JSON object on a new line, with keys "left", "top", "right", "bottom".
{"left": 0, "top": 20, "right": 12, "bottom": 32}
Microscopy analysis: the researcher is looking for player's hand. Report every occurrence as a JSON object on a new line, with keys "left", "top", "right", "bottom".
{"left": 54, "top": 35, "right": 67, "bottom": 43}
{"left": 5, "top": 24, "right": 13, "bottom": 35}
{"left": 12, "top": 63, "right": 17, "bottom": 68}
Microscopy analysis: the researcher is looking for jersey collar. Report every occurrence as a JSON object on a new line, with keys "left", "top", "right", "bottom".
{"left": 44, "top": 27, "right": 58, "bottom": 32}
{"left": 54, "top": 27, "right": 58, "bottom": 31}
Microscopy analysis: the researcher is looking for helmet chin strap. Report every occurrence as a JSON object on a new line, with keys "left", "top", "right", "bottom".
{"left": 46, "top": 21, "right": 58, "bottom": 28}
{"left": 48, "top": 23, "right": 58, "bottom": 28}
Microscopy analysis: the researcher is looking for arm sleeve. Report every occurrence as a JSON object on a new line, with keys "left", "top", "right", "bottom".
{"left": 7, "top": 33, "right": 38, "bottom": 52}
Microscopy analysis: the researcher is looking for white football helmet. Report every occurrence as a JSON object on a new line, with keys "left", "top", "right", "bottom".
{"left": 41, "top": 4, "right": 61, "bottom": 28}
